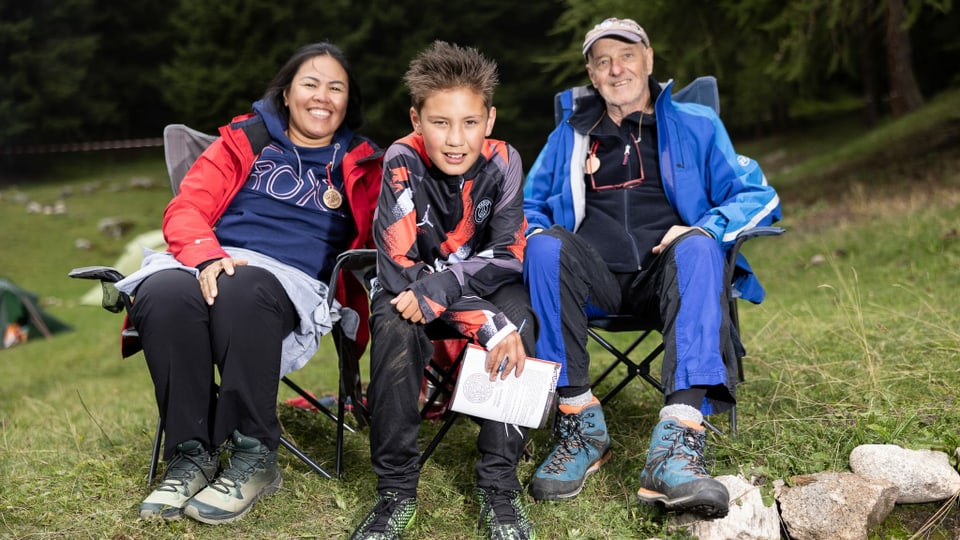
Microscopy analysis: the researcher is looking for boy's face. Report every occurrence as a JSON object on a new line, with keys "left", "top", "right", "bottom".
{"left": 410, "top": 87, "right": 496, "bottom": 177}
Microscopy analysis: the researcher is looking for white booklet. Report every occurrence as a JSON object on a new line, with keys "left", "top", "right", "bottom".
{"left": 449, "top": 344, "right": 561, "bottom": 429}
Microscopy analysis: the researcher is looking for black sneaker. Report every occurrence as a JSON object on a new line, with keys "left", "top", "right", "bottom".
{"left": 350, "top": 491, "right": 417, "bottom": 540}
{"left": 138, "top": 439, "right": 219, "bottom": 520}
{"left": 476, "top": 487, "right": 535, "bottom": 540}
{"left": 182, "top": 430, "right": 282, "bottom": 524}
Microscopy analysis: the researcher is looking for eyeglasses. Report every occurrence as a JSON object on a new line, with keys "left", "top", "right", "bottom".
{"left": 586, "top": 135, "right": 645, "bottom": 191}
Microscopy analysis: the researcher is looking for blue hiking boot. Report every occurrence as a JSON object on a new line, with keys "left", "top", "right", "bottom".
{"left": 529, "top": 400, "right": 611, "bottom": 500}
{"left": 637, "top": 419, "right": 729, "bottom": 518}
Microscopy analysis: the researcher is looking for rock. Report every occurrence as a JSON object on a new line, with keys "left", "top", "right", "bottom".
{"left": 775, "top": 472, "right": 897, "bottom": 540}
{"left": 672, "top": 475, "right": 780, "bottom": 540}
{"left": 850, "top": 444, "right": 960, "bottom": 503}
{"left": 97, "top": 217, "right": 135, "bottom": 239}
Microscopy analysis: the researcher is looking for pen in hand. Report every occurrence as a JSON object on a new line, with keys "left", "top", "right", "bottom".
{"left": 498, "top": 318, "right": 527, "bottom": 374}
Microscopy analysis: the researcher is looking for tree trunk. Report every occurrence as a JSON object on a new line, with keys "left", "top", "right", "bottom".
{"left": 859, "top": 2, "right": 881, "bottom": 127}
{"left": 884, "top": 0, "right": 925, "bottom": 117}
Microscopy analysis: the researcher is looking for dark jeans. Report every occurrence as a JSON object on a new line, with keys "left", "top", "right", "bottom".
{"left": 129, "top": 266, "right": 297, "bottom": 459}
{"left": 366, "top": 282, "right": 537, "bottom": 496}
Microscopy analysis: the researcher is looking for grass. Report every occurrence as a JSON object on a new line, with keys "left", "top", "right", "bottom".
{"left": 2, "top": 89, "right": 960, "bottom": 538}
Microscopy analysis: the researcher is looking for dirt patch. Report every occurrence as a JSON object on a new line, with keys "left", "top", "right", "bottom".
{"left": 777, "top": 148, "right": 960, "bottom": 231}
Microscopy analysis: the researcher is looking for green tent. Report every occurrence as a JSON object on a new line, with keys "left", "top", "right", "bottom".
{"left": 1, "top": 278, "right": 71, "bottom": 349}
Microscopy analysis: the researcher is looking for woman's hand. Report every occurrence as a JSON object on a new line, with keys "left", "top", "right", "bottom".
{"left": 391, "top": 289, "right": 425, "bottom": 323}
{"left": 199, "top": 257, "right": 248, "bottom": 305}
{"left": 486, "top": 330, "right": 527, "bottom": 381}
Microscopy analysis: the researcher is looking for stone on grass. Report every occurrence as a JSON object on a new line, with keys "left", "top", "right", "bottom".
{"left": 672, "top": 474, "right": 780, "bottom": 540}
{"left": 775, "top": 472, "right": 898, "bottom": 540}
{"left": 849, "top": 444, "right": 960, "bottom": 503}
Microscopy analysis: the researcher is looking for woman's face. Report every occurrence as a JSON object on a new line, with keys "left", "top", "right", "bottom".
{"left": 283, "top": 54, "right": 349, "bottom": 147}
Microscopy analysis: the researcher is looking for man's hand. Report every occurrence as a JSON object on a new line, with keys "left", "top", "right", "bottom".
{"left": 651, "top": 225, "right": 708, "bottom": 255}
{"left": 485, "top": 330, "right": 527, "bottom": 381}
{"left": 199, "top": 257, "right": 248, "bottom": 305}
{"left": 391, "top": 289, "right": 426, "bottom": 323}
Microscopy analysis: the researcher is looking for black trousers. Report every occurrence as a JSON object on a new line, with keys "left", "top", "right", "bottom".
{"left": 366, "top": 282, "right": 537, "bottom": 496}
{"left": 129, "top": 266, "right": 297, "bottom": 459}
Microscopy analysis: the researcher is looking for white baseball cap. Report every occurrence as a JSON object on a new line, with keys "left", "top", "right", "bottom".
{"left": 582, "top": 17, "right": 650, "bottom": 58}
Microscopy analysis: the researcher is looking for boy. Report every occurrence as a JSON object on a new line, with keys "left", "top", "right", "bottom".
{"left": 350, "top": 41, "right": 537, "bottom": 540}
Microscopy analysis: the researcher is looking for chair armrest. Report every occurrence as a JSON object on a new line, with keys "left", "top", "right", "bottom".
{"left": 327, "top": 249, "right": 378, "bottom": 308}
{"left": 68, "top": 265, "right": 126, "bottom": 283}
{"left": 727, "top": 226, "right": 786, "bottom": 264}
{"left": 68, "top": 266, "right": 128, "bottom": 313}
{"left": 723, "top": 226, "right": 786, "bottom": 301}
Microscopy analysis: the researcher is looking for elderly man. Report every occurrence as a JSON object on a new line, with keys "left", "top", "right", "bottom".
{"left": 522, "top": 17, "right": 781, "bottom": 518}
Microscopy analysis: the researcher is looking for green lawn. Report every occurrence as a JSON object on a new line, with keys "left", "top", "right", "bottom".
{"left": 1, "top": 91, "right": 959, "bottom": 539}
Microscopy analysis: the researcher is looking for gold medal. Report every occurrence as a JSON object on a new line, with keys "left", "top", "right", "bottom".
{"left": 585, "top": 154, "right": 600, "bottom": 174}
{"left": 323, "top": 186, "right": 343, "bottom": 209}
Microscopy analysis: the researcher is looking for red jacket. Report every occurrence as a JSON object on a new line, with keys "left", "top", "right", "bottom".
{"left": 162, "top": 113, "right": 382, "bottom": 350}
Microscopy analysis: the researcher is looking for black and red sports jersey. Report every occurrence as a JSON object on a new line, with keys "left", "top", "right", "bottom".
{"left": 374, "top": 132, "right": 527, "bottom": 346}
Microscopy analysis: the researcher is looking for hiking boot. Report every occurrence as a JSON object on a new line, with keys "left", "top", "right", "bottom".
{"left": 349, "top": 491, "right": 417, "bottom": 540}
{"left": 138, "top": 439, "right": 219, "bottom": 520}
{"left": 182, "top": 430, "right": 281, "bottom": 524}
{"left": 636, "top": 419, "right": 729, "bottom": 518}
{"left": 476, "top": 487, "right": 535, "bottom": 540}
{"left": 529, "top": 400, "right": 610, "bottom": 500}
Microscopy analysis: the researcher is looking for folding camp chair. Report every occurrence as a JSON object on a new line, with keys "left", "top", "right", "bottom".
{"left": 68, "top": 124, "right": 375, "bottom": 482}
{"left": 552, "top": 78, "right": 784, "bottom": 436}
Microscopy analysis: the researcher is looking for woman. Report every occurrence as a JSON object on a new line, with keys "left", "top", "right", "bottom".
{"left": 119, "top": 42, "right": 382, "bottom": 525}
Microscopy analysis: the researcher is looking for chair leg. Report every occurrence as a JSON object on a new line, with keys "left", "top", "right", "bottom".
{"left": 729, "top": 405, "right": 737, "bottom": 437}
{"left": 419, "top": 412, "right": 460, "bottom": 466}
{"left": 336, "top": 377, "right": 347, "bottom": 478}
{"left": 279, "top": 436, "right": 333, "bottom": 479}
{"left": 148, "top": 416, "right": 164, "bottom": 487}
{"left": 281, "top": 376, "right": 356, "bottom": 434}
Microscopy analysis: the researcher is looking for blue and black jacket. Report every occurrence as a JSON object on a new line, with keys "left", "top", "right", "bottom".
{"left": 523, "top": 77, "right": 781, "bottom": 303}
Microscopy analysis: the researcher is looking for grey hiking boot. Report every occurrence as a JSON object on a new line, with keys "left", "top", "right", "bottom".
{"left": 529, "top": 400, "right": 611, "bottom": 500}
{"left": 476, "top": 487, "right": 535, "bottom": 540}
{"left": 636, "top": 418, "right": 729, "bottom": 518}
{"left": 349, "top": 491, "right": 417, "bottom": 540}
{"left": 138, "top": 439, "right": 219, "bottom": 520}
{"left": 182, "top": 430, "right": 281, "bottom": 524}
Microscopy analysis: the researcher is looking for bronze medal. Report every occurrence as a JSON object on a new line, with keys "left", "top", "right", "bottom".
{"left": 585, "top": 154, "right": 601, "bottom": 174}
{"left": 323, "top": 187, "right": 343, "bottom": 209}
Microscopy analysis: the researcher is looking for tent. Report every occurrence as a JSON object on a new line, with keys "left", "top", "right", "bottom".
{"left": 1, "top": 278, "right": 71, "bottom": 348}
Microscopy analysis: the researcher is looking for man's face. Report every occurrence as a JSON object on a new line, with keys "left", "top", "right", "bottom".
{"left": 586, "top": 38, "right": 654, "bottom": 114}
{"left": 410, "top": 87, "right": 496, "bottom": 177}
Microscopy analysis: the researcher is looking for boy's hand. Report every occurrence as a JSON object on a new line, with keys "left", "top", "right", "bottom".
{"left": 391, "top": 290, "right": 425, "bottom": 323}
{"left": 486, "top": 330, "right": 526, "bottom": 381}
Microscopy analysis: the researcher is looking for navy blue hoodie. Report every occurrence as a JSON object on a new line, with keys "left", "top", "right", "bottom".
{"left": 215, "top": 100, "right": 357, "bottom": 281}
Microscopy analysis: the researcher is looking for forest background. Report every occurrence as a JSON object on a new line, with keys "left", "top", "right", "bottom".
{"left": 2, "top": 0, "right": 959, "bottom": 169}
